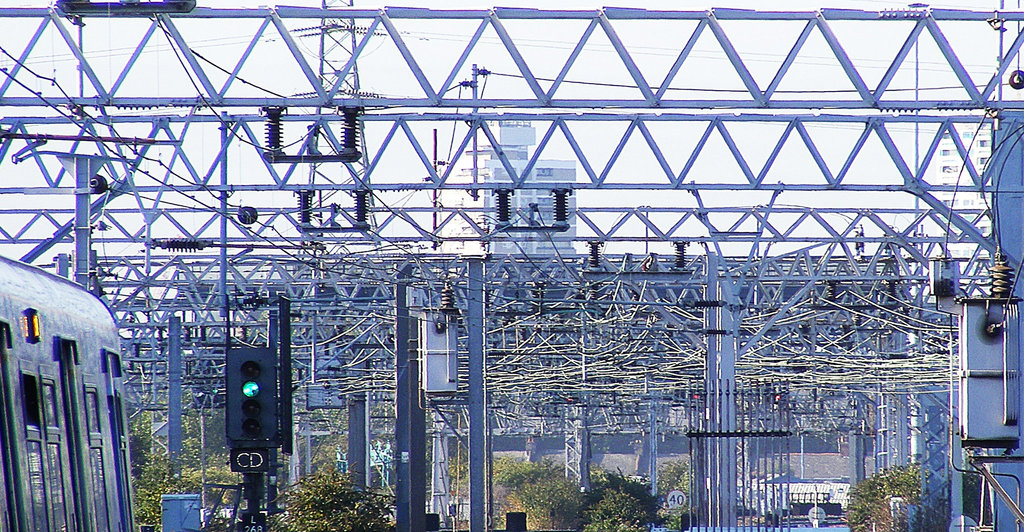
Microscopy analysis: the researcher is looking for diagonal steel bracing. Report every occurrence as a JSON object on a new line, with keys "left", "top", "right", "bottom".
{"left": 0, "top": 9, "right": 1010, "bottom": 516}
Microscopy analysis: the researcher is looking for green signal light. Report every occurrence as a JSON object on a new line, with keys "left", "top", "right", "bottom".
{"left": 242, "top": 380, "right": 260, "bottom": 398}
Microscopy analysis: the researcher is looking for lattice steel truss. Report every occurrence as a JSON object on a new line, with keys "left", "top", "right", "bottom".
{"left": 0, "top": 7, "right": 1013, "bottom": 512}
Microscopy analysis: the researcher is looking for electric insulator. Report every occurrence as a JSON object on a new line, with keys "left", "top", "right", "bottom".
{"left": 440, "top": 284, "right": 456, "bottom": 312}
{"left": 825, "top": 280, "right": 838, "bottom": 300}
{"left": 991, "top": 253, "right": 1015, "bottom": 299}
{"left": 340, "top": 106, "right": 362, "bottom": 162}
{"left": 157, "top": 238, "right": 207, "bottom": 252}
{"left": 238, "top": 294, "right": 267, "bottom": 310}
{"left": 298, "top": 191, "right": 314, "bottom": 225}
{"left": 674, "top": 241, "right": 688, "bottom": 269}
{"left": 588, "top": 241, "right": 601, "bottom": 269}
{"left": 90, "top": 174, "right": 109, "bottom": 194}
{"left": 496, "top": 189, "right": 512, "bottom": 223}
{"left": 263, "top": 106, "right": 285, "bottom": 152}
{"left": 552, "top": 189, "right": 570, "bottom": 223}
{"left": 355, "top": 190, "right": 369, "bottom": 226}
{"left": 532, "top": 281, "right": 545, "bottom": 313}
{"left": 1011, "top": 70, "right": 1024, "bottom": 90}
{"left": 237, "top": 205, "right": 258, "bottom": 225}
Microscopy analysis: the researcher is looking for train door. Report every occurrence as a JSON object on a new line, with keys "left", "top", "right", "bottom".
{"left": 21, "top": 373, "right": 50, "bottom": 532}
{"left": 55, "top": 338, "right": 94, "bottom": 532}
{"left": 85, "top": 386, "right": 111, "bottom": 532}
{"left": 0, "top": 322, "right": 22, "bottom": 531}
{"left": 40, "top": 376, "right": 72, "bottom": 531}
{"left": 103, "top": 349, "right": 133, "bottom": 532}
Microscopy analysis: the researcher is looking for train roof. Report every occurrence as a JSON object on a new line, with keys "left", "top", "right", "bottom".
{"left": 0, "top": 254, "right": 117, "bottom": 330}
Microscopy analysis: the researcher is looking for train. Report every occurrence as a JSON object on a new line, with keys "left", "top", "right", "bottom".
{"left": 0, "top": 255, "right": 134, "bottom": 531}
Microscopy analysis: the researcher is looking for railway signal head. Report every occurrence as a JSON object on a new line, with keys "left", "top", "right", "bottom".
{"left": 226, "top": 347, "right": 278, "bottom": 447}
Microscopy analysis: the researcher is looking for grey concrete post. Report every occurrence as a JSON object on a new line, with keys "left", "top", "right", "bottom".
{"left": 168, "top": 314, "right": 182, "bottom": 470}
{"left": 467, "top": 259, "right": 487, "bottom": 532}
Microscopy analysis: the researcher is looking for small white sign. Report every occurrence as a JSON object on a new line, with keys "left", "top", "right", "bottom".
{"left": 666, "top": 489, "right": 687, "bottom": 509}
{"left": 808, "top": 505, "right": 826, "bottom": 524}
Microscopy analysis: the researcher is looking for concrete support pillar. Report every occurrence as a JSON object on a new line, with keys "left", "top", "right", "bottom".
{"left": 648, "top": 394, "right": 659, "bottom": 496}
{"left": 348, "top": 389, "right": 368, "bottom": 489}
{"left": 702, "top": 253, "right": 737, "bottom": 527}
{"left": 467, "top": 259, "right": 487, "bottom": 532}
{"left": 564, "top": 407, "right": 591, "bottom": 491}
{"left": 849, "top": 432, "right": 866, "bottom": 485}
{"left": 167, "top": 314, "right": 182, "bottom": 470}
{"left": 395, "top": 267, "right": 425, "bottom": 532}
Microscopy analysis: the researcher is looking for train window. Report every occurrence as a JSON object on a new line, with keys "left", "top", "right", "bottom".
{"left": 85, "top": 389, "right": 100, "bottom": 435}
{"left": 21, "top": 374, "right": 41, "bottom": 429}
{"left": 26, "top": 441, "right": 47, "bottom": 532}
{"left": 42, "top": 383, "right": 59, "bottom": 430}
{"left": 21, "top": 309, "right": 39, "bottom": 345}
{"left": 54, "top": 338, "right": 78, "bottom": 365}
{"left": 90, "top": 448, "right": 110, "bottom": 531}
{"left": 45, "top": 444, "right": 66, "bottom": 532}
{"left": 105, "top": 350, "right": 123, "bottom": 378}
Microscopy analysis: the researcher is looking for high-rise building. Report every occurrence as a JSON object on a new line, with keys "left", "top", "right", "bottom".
{"left": 438, "top": 121, "right": 577, "bottom": 257}
{"left": 930, "top": 127, "right": 993, "bottom": 258}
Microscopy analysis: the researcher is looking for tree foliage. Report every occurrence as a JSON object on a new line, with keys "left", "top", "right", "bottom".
{"left": 129, "top": 412, "right": 205, "bottom": 527}
{"left": 657, "top": 459, "right": 690, "bottom": 500}
{"left": 133, "top": 453, "right": 198, "bottom": 527}
{"left": 276, "top": 467, "right": 393, "bottom": 532}
{"left": 583, "top": 470, "right": 660, "bottom": 532}
{"left": 583, "top": 488, "right": 649, "bottom": 532}
{"left": 847, "top": 465, "right": 920, "bottom": 532}
{"left": 493, "top": 457, "right": 585, "bottom": 530}
{"left": 129, "top": 407, "right": 246, "bottom": 530}
{"left": 493, "top": 459, "right": 662, "bottom": 531}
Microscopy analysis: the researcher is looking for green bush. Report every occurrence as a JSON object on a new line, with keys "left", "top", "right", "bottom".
{"left": 847, "top": 465, "right": 920, "bottom": 532}
{"left": 276, "top": 467, "right": 393, "bottom": 532}
{"left": 584, "top": 471, "right": 660, "bottom": 532}
{"left": 494, "top": 457, "right": 585, "bottom": 530}
{"left": 583, "top": 488, "right": 649, "bottom": 532}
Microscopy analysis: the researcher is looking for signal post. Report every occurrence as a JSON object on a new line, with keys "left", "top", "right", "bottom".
{"left": 225, "top": 297, "right": 292, "bottom": 531}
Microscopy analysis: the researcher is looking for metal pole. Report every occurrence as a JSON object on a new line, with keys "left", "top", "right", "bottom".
{"left": 71, "top": 157, "right": 93, "bottom": 288}
{"left": 349, "top": 362, "right": 369, "bottom": 489}
{"left": 431, "top": 414, "right": 451, "bottom": 524}
{"left": 649, "top": 389, "right": 658, "bottom": 496}
{"left": 199, "top": 399, "right": 207, "bottom": 516}
{"left": 168, "top": 314, "right": 183, "bottom": 471}
{"left": 411, "top": 320, "right": 426, "bottom": 532}
{"left": 395, "top": 267, "right": 411, "bottom": 532}
{"left": 395, "top": 266, "right": 425, "bottom": 532}
{"left": 219, "top": 113, "right": 229, "bottom": 322}
{"left": 991, "top": 113, "right": 1024, "bottom": 532}
{"left": 467, "top": 259, "right": 486, "bottom": 532}
{"left": 279, "top": 296, "right": 293, "bottom": 456}
{"left": 471, "top": 64, "right": 479, "bottom": 200}
{"left": 800, "top": 433, "right": 805, "bottom": 479}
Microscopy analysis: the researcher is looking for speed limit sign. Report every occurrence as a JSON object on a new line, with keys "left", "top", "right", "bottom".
{"left": 666, "top": 490, "right": 687, "bottom": 509}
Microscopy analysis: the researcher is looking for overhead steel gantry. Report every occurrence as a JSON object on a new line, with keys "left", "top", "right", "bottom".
{"left": 0, "top": 4, "right": 1016, "bottom": 525}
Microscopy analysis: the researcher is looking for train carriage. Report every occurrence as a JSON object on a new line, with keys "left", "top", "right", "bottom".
{"left": 0, "top": 255, "right": 134, "bottom": 532}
